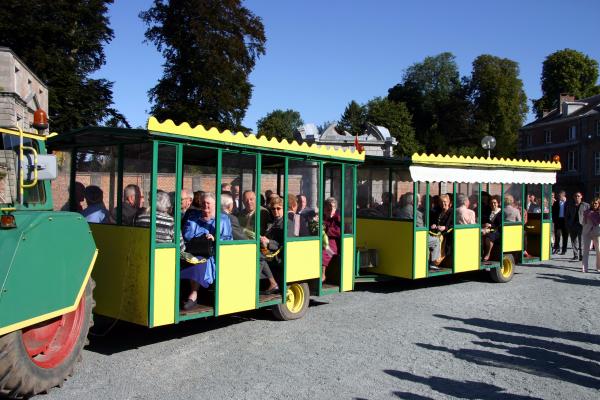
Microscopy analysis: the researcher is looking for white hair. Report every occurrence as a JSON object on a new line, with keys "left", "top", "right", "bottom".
{"left": 156, "top": 191, "right": 172, "bottom": 213}
{"left": 221, "top": 192, "right": 233, "bottom": 209}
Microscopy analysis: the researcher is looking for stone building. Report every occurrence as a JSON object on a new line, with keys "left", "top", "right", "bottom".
{"left": 0, "top": 47, "right": 48, "bottom": 133}
{"left": 519, "top": 93, "right": 600, "bottom": 199}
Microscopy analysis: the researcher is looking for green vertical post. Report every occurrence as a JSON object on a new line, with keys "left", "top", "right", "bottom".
{"left": 214, "top": 149, "right": 222, "bottom": 315}
{"left": 116, "top": 144, "right": 124, "bottom": 225}
{"left": 340, "top": 163, "right": 345, "bottom": 292}
{"left": 318, "top": 161, "right": 324, "bottom": 295}
{"left": 255, "top": 153, "right": 262, "bottom": 306}
{"left": 174, "top": 143, "right": 183, "bottom": 322}
{"left": 148, "top": 140, "right": 159, "bottom": 327}
{"left": 282, "top": 157, "right": 288, "bottom": 301}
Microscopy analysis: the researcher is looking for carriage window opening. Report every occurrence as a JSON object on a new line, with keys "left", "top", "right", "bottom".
{"left": 391, "top": 168, "right": 414, "bottom": 223}
{"left": 288, "top": 159, "right": 320, "bottom": 238}
{"left": 344, "top": 165, "right": 354, "bottom": 234}
{"left": 260, "top": 156, "right": 284, "bottom": 236}
{"left": 416, "top": 182, "right": 427, "bottom": 228}
{"left": 526, "top": 184, "right": 542, "bottom": 216}
{"left": 357, "top": 166, "right": 389, "bottom": 218}
{"left": 121, "top": 143, "right": 152, "bottom": 226}
{"left": 221, "top": 153, "right": 256, "bottom": 241}
{"left": 74, "top": 146, "right": 118, "bottom": 224}
{"left": 502, "top": 183, "right": 522, "bottom": 223}
{"left": 427, "top": 182, "right": 454, "bottom": 271}
{"left": 1, "top": 134, "right": 45, "bottom": 205}
{"left": 542, "top": 184, "right": 552, "bottom": 220}
{"left": 456, "top": 183, "right": 478, "bottom": 225}
{"left": 52, "top": 150, "right": 71, "bottom": 210}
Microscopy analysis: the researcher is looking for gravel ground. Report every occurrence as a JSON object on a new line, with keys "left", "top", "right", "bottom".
{"left": 39, "top": 254, "right": 600, "bottom": 400}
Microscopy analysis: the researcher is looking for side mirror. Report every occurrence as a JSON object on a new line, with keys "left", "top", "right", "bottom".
{"left": 22, "top": 153, "right": 57, "bottom": 182}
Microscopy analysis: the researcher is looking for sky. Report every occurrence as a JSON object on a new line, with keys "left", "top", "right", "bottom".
{"left": 95, "top": 0, "right": 600, "bottom": 132}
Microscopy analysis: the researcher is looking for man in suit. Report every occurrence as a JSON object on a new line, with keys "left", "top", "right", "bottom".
{"left": 566, "top": 192, "right": 590, "bottom": 261}
{"left": 552, "top": 190, "right": 568, "bottom": 254}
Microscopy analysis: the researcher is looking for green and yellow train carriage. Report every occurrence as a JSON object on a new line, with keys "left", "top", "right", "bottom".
{"left": 355, "top": 153, "right": 560, "bottom": 283}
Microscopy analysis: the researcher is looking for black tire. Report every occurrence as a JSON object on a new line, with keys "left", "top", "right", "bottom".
{"left": 272, "top": 282, "right": 310, "bottom": 321}
{"left": 490, "top": 254, "right": 515, "bottom": 283}
{"left": 0, "top": 278, "right": 95, "bottom": 398}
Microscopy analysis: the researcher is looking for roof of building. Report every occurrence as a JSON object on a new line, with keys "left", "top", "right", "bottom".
{"left": 521, "top": 93, "right": 600, "bottom": 129}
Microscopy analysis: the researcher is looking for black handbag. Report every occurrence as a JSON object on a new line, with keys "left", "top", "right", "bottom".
{"left": 185, "top": 235, "right": 215, "bottom": 257}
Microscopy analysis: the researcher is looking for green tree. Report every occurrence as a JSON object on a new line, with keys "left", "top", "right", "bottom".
{"left": 467, "top": 55, "right": 528, "bottom": 157}
{"left": 533, "top": 49, "right": 600, "bottom": 117}
{"left": 365, "top": 97, "right": 421, "bottom": 156}
{"left": 140, "top": 0, "right": 266, "bottom": 131}
{"left": 338, "top": 100, "right": 367, "bottom": 136}
{"left": 0, "top": 0, "right": 128, "bottom": 132}
{"left": 388, "top": 52, "right": 467, "bottom": 153}
{"left": 256, "top": 109, "right": 303, "bottom": 141}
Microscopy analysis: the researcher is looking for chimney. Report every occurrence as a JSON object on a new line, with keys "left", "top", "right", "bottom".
{"left": 542, "top": 109, "right": 550, "bottom": 118}
{"left": 559, "top": 93, "right": 575, "bottom": 104}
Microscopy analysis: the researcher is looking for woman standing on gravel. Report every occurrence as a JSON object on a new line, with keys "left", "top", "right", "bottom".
{"left": 581, "top": 197, "right": 600, "bottom": 273}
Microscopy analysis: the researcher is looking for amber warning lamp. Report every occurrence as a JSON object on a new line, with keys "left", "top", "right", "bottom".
{"left": 32, "top": 108, "right": 49, "bottom": 133}
{"left": 552, "top": 154, "right": 560, "bottom": 163}
{"left": 1, "top": 209, "right": 16, "bottom": 229}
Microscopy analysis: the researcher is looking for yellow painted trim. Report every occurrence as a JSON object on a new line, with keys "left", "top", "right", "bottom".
{"left": 0, "top": 250, "right": 97, "bottom": 336}
{"left": 341, "top": 237, "right": 354, "bottom": 291}
{"left": 287, "top": 240, "right": 320, "bottom": 282}
{"left": 502, "top": 225, "right": 523, "bottom": 252}
{"left": 152, "top": 248, "right": 176, "bottom": 327}
{"left": 217, "top": 243, "right": 257, "bottom": 315}
{"left": 356, "top": 219, "right": 413, "bottom": 279}
{"left": 147, "top": 117, "right": 365, "bottom": 162}
{"left": 411, "top": 153, "right": 561, "bottom": 171}
{"left": 541, "top": 222, "right": 551, "bottom": 261}
{"left": 1, "top": 207, "right": 16, "bottom": 212}
{"left": 0, "top": 126, "right": 52, "bottom": 141}
{"left": 454, "top": 228, "right": 480, "bottom": 273}
{"left": 414, "top": 231, "right": 427, "bottom": 279}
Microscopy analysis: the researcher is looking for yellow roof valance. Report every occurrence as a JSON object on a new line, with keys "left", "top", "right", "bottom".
{"left": 411, "top": 153, "right": 561, "bottom": 171}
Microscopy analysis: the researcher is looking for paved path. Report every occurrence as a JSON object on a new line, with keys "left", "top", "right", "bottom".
{"left": 41, "top": 255, "right": 600, "bottom": 400}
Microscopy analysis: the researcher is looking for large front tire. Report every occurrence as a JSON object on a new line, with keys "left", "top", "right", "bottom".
{"left": 272, "top": 282, "right": 310, "bottom": 321}
{"left": 0, "top": 278, "right": 94, "bottom": 398}
{"left": 490, "top": 254, "right": 515, "bottom": 283}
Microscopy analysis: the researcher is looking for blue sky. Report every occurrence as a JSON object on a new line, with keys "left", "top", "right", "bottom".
{"left": 95, "top": 0, "right": 600, "bottom": 131}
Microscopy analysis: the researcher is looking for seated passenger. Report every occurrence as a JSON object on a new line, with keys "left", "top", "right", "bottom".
{"left": 238, "top": 190, "right": 270, "bottom": 238}
{"left": 504, "top": 194, "right": 522, "bottom": 222}
{"left": 482, "top": 195, "right": 502, "bottom": 261}
{"left": 221, "top": 192, "right": 247, "bottom": 240}
{"left": 427, "top": 194, "right": 453, "bottom": 269}
{"left": 61, "top": 181, "right": 85, "bottom": 212}
{"left": 135, "top": 190, "right": 175, "bottom": 243}
{"left": 82, "top": 185, "right": 110, "bottom": 223}
{"left": 357, "top": 194, "right": 379, "bottom": 218}
{"left": 375, "top": 192, "right": 393, "bottom": 217}
{"left": 322, "top": 197, "right": 341, "bottom": 282}
{"left": 116, "top": 184, "right": 145, "bottom": 225}
{"left": 287, "top": 194, "right": 301, "bottom": 237}
{"left": 393, "top": 193, "right": 424, "bottom": 226}
{"left": 456, "top": 194, "right": 476, "bottom": 225}
{"left": 259, "top": 197, "right": 285, "bottom": 294}
{"left": 180, "top": 192, "right": 232, "bottom": 310}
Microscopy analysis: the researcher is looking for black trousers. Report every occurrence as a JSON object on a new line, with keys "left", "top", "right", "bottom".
{"left": 553, "top": 218, "right": 568, "bottom": 252}
{"left": 569, "top": 225, "right": 583, "bottom": 257}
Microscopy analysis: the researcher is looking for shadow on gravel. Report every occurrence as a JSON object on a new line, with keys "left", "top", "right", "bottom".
{"left": 384, "top": 370, "right": 543, "bottom": 399}
{"left": 537, "top": 273, "right": 600, "bottom": 286}
{"left": 414, "top": 315, "right": 600, "bottom": 390}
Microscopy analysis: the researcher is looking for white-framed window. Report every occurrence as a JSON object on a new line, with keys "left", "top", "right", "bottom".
{"left": 595, "top": 152, "right": 600, "bottom": 175}
{"left": 595, "top": 185, "right": 600, "bottom": 199}
{"left": 568, "top": 151, "right": 577, "bottom": 171}
{"left": 596, "top": 120, "right": 600, "bottom": 136}
{"left": 544, "top": 130, "right": 552, "bottom": 144}
{"left": 569, "top": 125, "right": 577, "bottom": 140}
{"left": 526, "top": 134, "right": 532, "bottom": 147}
{"left": 543, "top": 153, "right": 552, "bottom": 161}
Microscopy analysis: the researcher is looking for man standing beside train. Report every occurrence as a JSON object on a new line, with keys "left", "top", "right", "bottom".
{"left": 566, "top": 192, "right": 589, "bottom": 261}
{"left": 552, "top": 190, "right": 568, "bottom": 255}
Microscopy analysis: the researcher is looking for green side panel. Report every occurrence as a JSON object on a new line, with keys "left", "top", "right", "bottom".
{"left": 0, "top": 211, "right": 96, "bottom": 330}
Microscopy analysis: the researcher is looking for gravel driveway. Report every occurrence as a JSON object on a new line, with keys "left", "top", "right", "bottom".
{"left": 39, "top": 255, "right": 600, "bottom": 400}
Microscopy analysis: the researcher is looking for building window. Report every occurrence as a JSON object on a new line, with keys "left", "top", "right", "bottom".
{"left": 595, "top": 185, "right": 600, "bottom": 199}
{"left": 544, "top": 130, "right": 552, "bottom": 144}
{"left": 569, "top": 125, "right": 577, "bottom": 140}
{"left": 567, "top": 151, "right": 577, "bottom": 171}
{"left": 596, "top": 120, "right": 600, "bottom": 137}
{"left": 526, "top": 134, "right": 532, "bottom": 147}
{"left": 596, "top": 152, "right": 600, "bottom": 175}
{"left": 543, "top": 153, "right": 551, "bottom": 161}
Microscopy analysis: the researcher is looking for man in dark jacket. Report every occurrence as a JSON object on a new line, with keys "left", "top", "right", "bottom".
{"left": 552, "top": 190, "right": 568, "bottom": 254}
{"left": 565, "top": 192, "right": 590, "bottom": 261}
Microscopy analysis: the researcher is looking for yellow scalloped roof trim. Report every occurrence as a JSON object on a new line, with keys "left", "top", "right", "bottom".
{"left": 411, "top": 153, "right": 561, "bottom": 171}
{"left": 146, "top": 117, "right": 365, "bottom": 162}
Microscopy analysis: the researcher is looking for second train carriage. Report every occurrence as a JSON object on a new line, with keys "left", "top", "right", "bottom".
{"left": 354, "top": 154, "right": 561, "bottom": 282}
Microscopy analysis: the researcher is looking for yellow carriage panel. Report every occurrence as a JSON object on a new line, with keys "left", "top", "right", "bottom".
{"left": 502, "top": 225, "right": 523, "bottom": 252}
{"left": 286, "top": 240, "right": 321, "bottom": 283}
{"left": 454, "top": 228, "right": 480, "bottom": 273}
{"left": 541, "top": 222, "right": 551, "bottom": 260}
{"left": 414, "top": 231, "right": 428, "bottom": 279}
{"left": 217, "top": 243, "right": 257, "bottom": 316}
{"left": 152, "top": 248, "right": 176, "bottom": 327}
{"left": 342, "top": 236, "right": 355, "bottom": 292}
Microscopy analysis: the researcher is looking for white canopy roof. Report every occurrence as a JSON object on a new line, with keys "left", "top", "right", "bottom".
{"left": 409, "top": 165, "right": 556, "bottom": 185}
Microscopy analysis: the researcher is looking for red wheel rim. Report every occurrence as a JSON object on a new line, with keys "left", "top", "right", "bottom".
{"left": 21, "top": 294, "right": 86, "bottom": 369}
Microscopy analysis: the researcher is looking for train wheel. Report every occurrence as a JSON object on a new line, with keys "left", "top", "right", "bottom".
{"left": 272, "top": 282, "right": 310, "bottom": 321}
{"left": 0, "top": 279, "right": 94, "bottom": 398}
{"left": 490, "top": 254, "right": 515, "bottom": 283}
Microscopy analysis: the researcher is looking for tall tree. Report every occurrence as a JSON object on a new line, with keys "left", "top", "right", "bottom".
{"left": 256, "top": 109, "right": 303, "bottom": 141}
{"left": 365, "top": 97, "right": 421, "bottom": 156}
{"left": 533, "top": 49, "right": 600, "bottom": 117}
{"left": 467, "top": 55, "right": 528, "bottom": 157}
{"left": 338, "top": 100, "right": 367, "bottom": 136}
{"left": 388, "top": 52, "right": 467, "bottom": 153}
{"left": 140, "top": 0, "right": 266, "bottom": 131}
{"left": 0, "top": 0, "right": 128, "bottom": 132}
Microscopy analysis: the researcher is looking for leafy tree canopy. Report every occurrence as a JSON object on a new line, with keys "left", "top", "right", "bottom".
{"left": 467, "top": 55, "right": 528, "bottom": 157}
{"left": 0, "top": 0, "right": 128, "bottom": 132}
{"left": 256, "top": 109, "right": 303, "bottom": 141}
{"left": 533, "top": 49, "right": 600, "bottom": 117}
{"left": 365, "top": 97, "right": 421, "bottom": 156}
{"left": 338, "top": 100, "right": 367, "bottom": 136}
{"left": 140, "top": 0, "right": 266, "bottom": 131}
